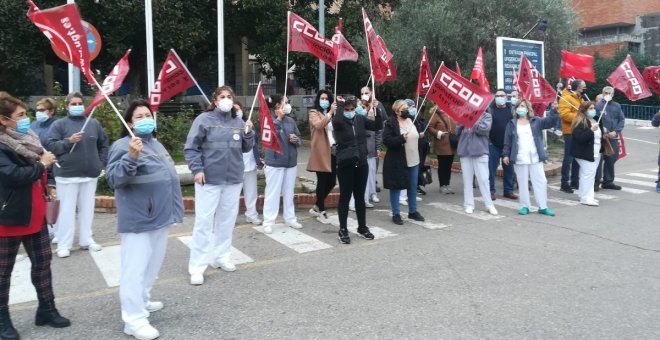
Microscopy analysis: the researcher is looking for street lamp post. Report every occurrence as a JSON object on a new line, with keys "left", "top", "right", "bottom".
{"left": 318, "top": 0, "right": 325, "bottom": 90}
{"left": 68, "top": 0, "right": 80, "bottom": 93}
{"left": 145, "top": 0, "right": 155, "bottom": 96}
{"left": 218, "top": 0, "right": 225, "bottom": 86}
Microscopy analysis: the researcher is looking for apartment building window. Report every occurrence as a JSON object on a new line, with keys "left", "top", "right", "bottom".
{"left": 629, "top": 42, "right": 641, "bottom": 53}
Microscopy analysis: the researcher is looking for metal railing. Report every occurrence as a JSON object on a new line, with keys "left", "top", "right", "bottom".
{"left": 621, "top": 104, "right": 660, "bottom": 120}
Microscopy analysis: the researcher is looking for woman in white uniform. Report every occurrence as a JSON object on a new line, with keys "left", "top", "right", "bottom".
{"left": 570, "top": 102, "right": 604, "bottom": 206}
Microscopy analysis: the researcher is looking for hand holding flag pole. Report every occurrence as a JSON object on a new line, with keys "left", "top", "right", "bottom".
{"left": 69, "top": 107, "right": 96, "bottom": 154}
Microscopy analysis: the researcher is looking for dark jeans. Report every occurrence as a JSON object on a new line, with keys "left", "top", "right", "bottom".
{"left": 314, "top": 155, "right": 337, "bottom": 211}
{"left": 337, "top": 164, "right": 369, "bottom": 230}
{"left": 596, "top": 138, "right": 619, "bottom": 186}
{"left": 488, "top": 144, "right": 514, "bottom": 194}
{"left": 437, "top": 155, "right": 454, "bottom": 186}
{"left": 0, "top": 226, "right": 54, "bottom": 309}
{"left": 561, "top": 135, "right": 580, "bottom": 187}
{"left": 390, "top": 165, "right": 419, "bottom": 216}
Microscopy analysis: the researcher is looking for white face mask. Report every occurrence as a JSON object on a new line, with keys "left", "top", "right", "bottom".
{"left": 361, "top": 94, "right": 370, "bottom": 102}
{"left": 603, "top": 94, "right": 612, "bottom": 102}
{"left": 216, "top": 98, "right": 233, "bottom": 112}
{"left": 283, "top": 103, "right": 292, "bottom": 114}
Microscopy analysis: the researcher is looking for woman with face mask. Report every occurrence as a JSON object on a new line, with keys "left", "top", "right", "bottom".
{"left": 307, "top": 90, "right": 337, "bottom": 223}
{"left": 427, "top": 106, "right": 457, "bottom": 194}
{"left": 570, "top": 101, "right": 605, "bottom": 206}
{"left": 262, "top": 95, "right": 302, "bottom": 234}
{"left": 333, "top": 96, "right": 382, "bottom": 244}
{"left": 45, "top": 92, "right": 109, "bottom": 258}
{"left": 31, "top": 98, "right": 58, "bottom": 146}
{"left": 106, "top": 101, "right": 184, "bottom": 340}
{"left": 349, "top": 99, "right": 379, "bottom": 211}
{"left": 502, "top": 99, "right": 558, "bottom": 216}
{"left": 184, "top": 86, "right": 255, "bottom": 285}
{"left": 0, "top": 92, "right": 70, "bottom": 340}
{"left": 383, "top": 100, "right": 426, "bottom": 225}
{"left": 406, "top": 99, "right": 429, "bottom": 196}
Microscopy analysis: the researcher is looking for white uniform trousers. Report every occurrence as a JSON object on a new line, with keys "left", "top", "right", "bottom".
{"left": 242, "top": 170, "right": 259, "bottom": 220}
{"left": 120, "top": 226, "right": 169, "bottom": 329}
{"left": 514, "top": 162, "right": 548, "bottom": 209}
{"left": 365, "top": 157, "right": 377, "bottom": 199}
{"left": 263, "top": 166, "right": 298, "bottom": 225}
{"left": 576, "top": 158, "right": 599, "bottom": 203}
{"left": 461, "top": 155, "right": 493, "bottom": 209}
{"left": 188, "top": 183, "right": 242, "bottom": 275}
{"left": 55, "top": 178, "right": 98, "bottom": 251}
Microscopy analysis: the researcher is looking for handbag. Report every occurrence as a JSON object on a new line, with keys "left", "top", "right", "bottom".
{"left": 602, "top": 135, "right": 614, "bottom": 157}
{"left": 419, "top": 165, "right": 433, "bottom": 186}
{"left": 43, "top": 185, "right": 59, "bottom": 225}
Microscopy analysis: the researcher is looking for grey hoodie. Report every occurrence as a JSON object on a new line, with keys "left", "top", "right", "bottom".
{"left": 456, "top": 112, "right": 492, "bottom": 158}
{"left": 264, "top": 112, "right": 301, "bottom": 168}
{"left": 106, "top": 135, "right": 184, "bottom": 233}
{"left": 184, "top": 109, "right": 254, "bottom": 185}
{"left": 45, "top": 115, "right": 109, "bottom": 178}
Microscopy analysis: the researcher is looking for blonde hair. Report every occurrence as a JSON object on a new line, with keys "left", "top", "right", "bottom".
{"left": 571, "top": 101, "right": 593, "bottom": 131}
{"left": 36, "top": 98, "right": 57, "bottom": 112}
{"left": 514, "top": 99, "right": 534, "bottom": 119}
{"left": 391, "top": 99, "right": 407, "bottom": 115}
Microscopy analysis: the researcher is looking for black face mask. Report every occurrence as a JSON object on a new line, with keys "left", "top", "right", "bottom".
{"left": 400, "top": 110, "right": 410, "bottom": 119}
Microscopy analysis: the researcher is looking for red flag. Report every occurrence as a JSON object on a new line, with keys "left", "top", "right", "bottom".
{"left": 27, "top": 1, "right": 95, "bottom": 84}
{"left": 511, "top": 68, "right": 519, "bottom": 90}
{"left": 469, "top": 47, "right": 490, "bottom": 92}
{"left": 362, "top": 8, "right": 396, "bottom": 84}
{"left": 559, "top": 50, "right": 595, "bottom": 82}
{"left": 149, "top": 50, "right": 195, "bottom": 112}
{"left": 607, "top": 55, "right": 652, "bottom": 101}
{"left": 84, "top": 50, "right": 131, "bottom": 115}
{"left": 643, "top": 66, "right": 660, "bottom": 96}
{"left": 455, "top": 61, "right": 462, "bottom": 77}
{"left": 331, "top": 19, "right": 358, "bottom": 63}
{"left": 617, "top": 132, "right": 627, "bottom": 160}
{"left": 257, "top": 86, "right": 282, "bottom": 154}
{"left": 427, "top": 63, "right": 495, "bottom": 128}
{"left": 517, "top": 55, "right": 556, "bottom": 114}
{"left": 416, "top": 47, "right": 432, "bottom": 97}
{"left": 288, "top": 12, "right": 337, "bottom": 68}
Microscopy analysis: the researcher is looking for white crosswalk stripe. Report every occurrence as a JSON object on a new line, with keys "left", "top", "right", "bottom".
{"left": 90, "top": 245, "right": 122, "bottom": 287}
{"left": 324, "top": 215, "right": 398, "bottom": 239}
{"left": 548, "top": 185, "right": 617, "bottom": 200}
{"left": 253, "top": 225, "right": 333, "bottom": 253}
{"left": 476, "top": 197, "right": 529, "bottom": 211}
{"left": 372, "top": 209, "right": 449, "bottom": 229}
{"left": 627, "top": 172, "right": 657, "bottom": 180}
{"left": 9, "top": 256, "right": 36, "bottom": 305}
{"left": 615, "top": 178, "right": 657, "bottom": 188}
{"left": 426, "top": 202, "right": 504, "bottom": 220}
{"left": 178, "top": 236, "right": 254, "bottom": 265}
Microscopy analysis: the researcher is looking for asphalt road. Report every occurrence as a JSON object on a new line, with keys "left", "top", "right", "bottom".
{"left": 7, "top": 124, "right": 660, "bottom": 339}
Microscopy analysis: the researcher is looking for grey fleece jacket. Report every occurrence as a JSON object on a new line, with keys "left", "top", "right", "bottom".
{"left": 45, "top": 115, "right": 109, "bottom": 178}
{"left": 106, "top": 135, "right": 184, "bottom": 233}
{"left": 456, "top": 112, "right": 492, "bottom": 158}
{"left": 184, "top": 109, "right": 255, "bottom": 185}
{"left": 264, "top": 112, "right": 301, "bottom": 168}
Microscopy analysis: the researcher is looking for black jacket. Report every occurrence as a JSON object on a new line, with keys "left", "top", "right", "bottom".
{"left": 332, "top": 102, "right": 383, "bottom": 168}
{"left": 382, "top": 116, "right": 409, "bottom": 190}
{"left": 0, "top": 142, "right": 46, "bottom": 226}
{"left": 570, "top": 122, "right": 604, "bottom": 162}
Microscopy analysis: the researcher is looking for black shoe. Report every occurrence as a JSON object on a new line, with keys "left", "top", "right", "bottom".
{"left": 560, "top": 184, "right": 574, "bottom": 193}
{"left": 594, "top": 184, "right": 600, "bottom": 192}
{"left": 408, "top": 212, "right": 425, "bottom": 222}
{"left": 0, "top": 309, "right": 19, "bottom": 340}
{"left": 357, "top": 227, "right": 375, "bottom": 240}
{"left": 601, "top": 183, "right": 622, "bottom": 190}
{"left": 376, "top": 186, "right": 381, "bottom": 193}
{"left": 417, "top": 186, "right": 426, "bottom": 195}
{"left": 570, "top": 183, "right": 579, "bottom": 190}
{"left": 35, "top": 302, "right": 71, "bottom": 328}
{"left": 337, "top": 229, "right": 351, "bottom": 244}
{"left": 392, "top": 214, "right": 403, "bottom": 225}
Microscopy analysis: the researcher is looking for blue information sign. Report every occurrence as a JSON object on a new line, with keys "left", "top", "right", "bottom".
{"left": 496, "top": 37, "right": 544, "bottom": 93}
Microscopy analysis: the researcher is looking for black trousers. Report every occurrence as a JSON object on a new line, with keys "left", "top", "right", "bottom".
{"left": 315, "top": 155, "right": 337, "bottom": 211}
{"left": 437, "top": 155, "right": 454, "bottom": 186}
{"left": 337, "top": 163, "right": 369, "bottom": 230}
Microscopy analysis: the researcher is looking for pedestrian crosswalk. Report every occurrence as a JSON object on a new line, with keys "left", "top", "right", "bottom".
{"left": 7, "top": 168, "right": 657, "bottom": 306}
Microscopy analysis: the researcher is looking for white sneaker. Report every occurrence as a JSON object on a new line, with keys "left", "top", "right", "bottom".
{"left": 145, "top": 301, "right": 164, "bottom": 313}
{"left": 416, "top": 197, "right": 422, "bottom": 202}
{"left": 57, "top": 249, "right": 70, "bottom": 258}
{"left": 580, "top": 200, "right": 599, "bottom": 206}
{"left": 263, "top": 225, "right": 273, "bottom": 234}
{"left": 211, "top": 259, "right": 236, "bottom": 272}
{"left": 124, "top": 323, "right": 160, "bottom": 340}
{"left": 245, "top": 215, "right": 262, "bottom": 225}
{"left": 316, "top": 212, "right": 330, "bottom": 224}
{"left": 81, "top": 243, "right": 103, "bottom": 252}
{"left": 286, "top": 221, "right": 303, "bottom": 229}
{"left": 400, "top": 200, "right": 408, "bottom": 206}
{"left": 190, "top": 273, "right": 204, "bottom": 285}
{"left": 487, "top": 206, "right": 499, "bottom": 215}
{"left": 365, "top": 201, "right": 374, "bottom": 208}
{"left": 349, "top": 205, "right": 356, "bottom": 212}
{"left": 51, "top": 236, "right": 58, "bottom": 244}
{"left": 309, "top": 205, "right": 322, "bottom": 217}
{"left": 465, "top": 207, "right": 474, "bottom": 214}
{"left": 371, "top": 195, "right": 380, "bottom": 203}
{"left": 554, "top": 129, "right": 563, "bottom": 137}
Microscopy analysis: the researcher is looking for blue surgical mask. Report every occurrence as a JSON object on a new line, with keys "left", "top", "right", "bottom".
{"left": 510, "top": 97, "right": 518, "bottom": 106}
{"left": 15, "top": 117, "right": 31, "bottom": 134}
{"left": 320, "top": 100, "right": 330, "bottom": 110}
{"left": 134, "top": 118, "right": 156, "bottom": 135}
{"left": 356, "top": 106, "right": 367, "bottom": 116}
{"left": 587, "top": 109, "right": 597, "bottom": 118}
{"left": 343, "top": 110, "right": 356, "bottom": 119}
{"left": 515, "top": 108, "right": 528, "bottom": 117}
{"left": 408, "top": 108, "right": 417, "bottom": 117}
{"left": 36, "top": 111, "right": 49, "bottom": 122}
{"left": 495, "top": 97, "right": 506, "bottom": 106}
{"left": 69, "top": 105, "right": 85, "bottom": 116}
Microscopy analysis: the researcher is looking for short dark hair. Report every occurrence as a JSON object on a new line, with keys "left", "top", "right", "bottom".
{"left": 571, "top": 79, "right": 584, "bottom": 91}
{"left": 343, "top": 95, "right": 357, "bottom": 110}
{"left": 267, "top": 94, "right": 284, "bottom": 109}
{"left": 495, "top": 88, "right": 506, "bottom": 93}
{"left": 122, "top": 100, "right": 153, "bottom": 137}
{"left": 0, "top": 92, "right": 27, "bottom": 118}
{"left": 313, "top": 90, "right": 334, "bottom": 111}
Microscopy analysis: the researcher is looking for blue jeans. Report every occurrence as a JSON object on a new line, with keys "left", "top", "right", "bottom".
{"left": 488, "top": 144, "right": 514, "bottom": 194}
{"left": 389, "top": 164, "right": 419, "bottom": 216}
{"left": 561, "top": 135, "right": 580, "bottom": 187}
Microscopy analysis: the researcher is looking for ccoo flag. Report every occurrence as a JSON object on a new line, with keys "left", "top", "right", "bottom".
{"left": 416, "top": 47, "right": 432, "bottom": 97}
{"left": 607, "top": 55, "right": 652, "bottom": 101}
{"left": 257, "top": 86, "right": 282, "bottom": 153}
{"left": 84, "top": 50, "right": 131, "bottom": 115}
{"left": 148, "top": 50, "right": 195, "bottom": 112}
{"left": 288, "top": 12, "right": 337, "bottom": 68}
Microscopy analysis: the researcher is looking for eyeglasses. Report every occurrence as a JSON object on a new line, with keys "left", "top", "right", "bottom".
{"left": 495, "top": 95, "right": 506, "bottom": 97}
{"left": 360, "top": 93, "right": 370, "bottom": 95}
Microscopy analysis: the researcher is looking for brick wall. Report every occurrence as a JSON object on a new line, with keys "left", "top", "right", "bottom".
{"left": 573, "top": 0, "right": 660, "bottom": 29}
{"left": 575, "top": 42, "right": 628, "bottom": 58}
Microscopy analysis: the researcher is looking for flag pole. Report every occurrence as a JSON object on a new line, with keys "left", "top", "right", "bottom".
{"left": 362, "top": 8, "right": 376, "bottom": 98}
{"left": 415, "top": 46, "right": 426, "bottom": 109}
{"left": 422, "top": 106, "right": 438, "bottom": 134}
{"left": 414, "top": 61, "right": 443, "bottom": 124}
{"left": 246, "top": 81, "right": 262, "bottom": 133}
{"left": 334, "top": 62, "right": 339, "bottom": 95}
{"left": 92, "top": 77, "right": 135, "bottom": 138}
{"left": 171, "top": 49, "right": 211, "bottom": 105}
{"left": 284, "top": 11, "right": 291, "bottom": 100}
{"left": 597, "top": 99, "right": 609, "bottom": 124}
{"left": 69, "top": 107, "right": 97, "bottom": 154}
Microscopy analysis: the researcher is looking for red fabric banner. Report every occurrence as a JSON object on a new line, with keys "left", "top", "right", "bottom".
{"left": 416, "top": 47, "right": 432, "bottom": 97}
{"left": 27, "top": 1, "right": 95, "bottom": 84}
{"left": 512, "top": 68, "right": 519, "bottom": 90}
{"left": 607, "top": 55, "right": 652, "bottom": 101}
{"left": 257, "top": 86, "right": 282, "bottom": 153}
{"left": 427, "top": 63, "right": 495, "bottom": 128}
{"left": 362, "top": 8, "right": 396, "bottom": 84}
{"left": 148, "top": 50, "right": 195, "bottom": 112}
{"left": 643, "top": 66, "right": 660, "bottom": 96}
{"left": 331, "top": 21, "right": 358, "bottom": 63}
{"left": 288, "top": 12, "right": 337, "bottom": 68}
{"left": 84, "top": 50, "right": 131, "bottom": 115}
{"left": 617, "top": 132, "right": 627, "bottom": 160}
{"left": 469, "top": 47, "right": 490, "bottom": 92}
{"left": 559, "top": 50, "right": 595, "bottom": 82}
{"left": 517, "top": 55, "right": 556, "bottom": 116}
